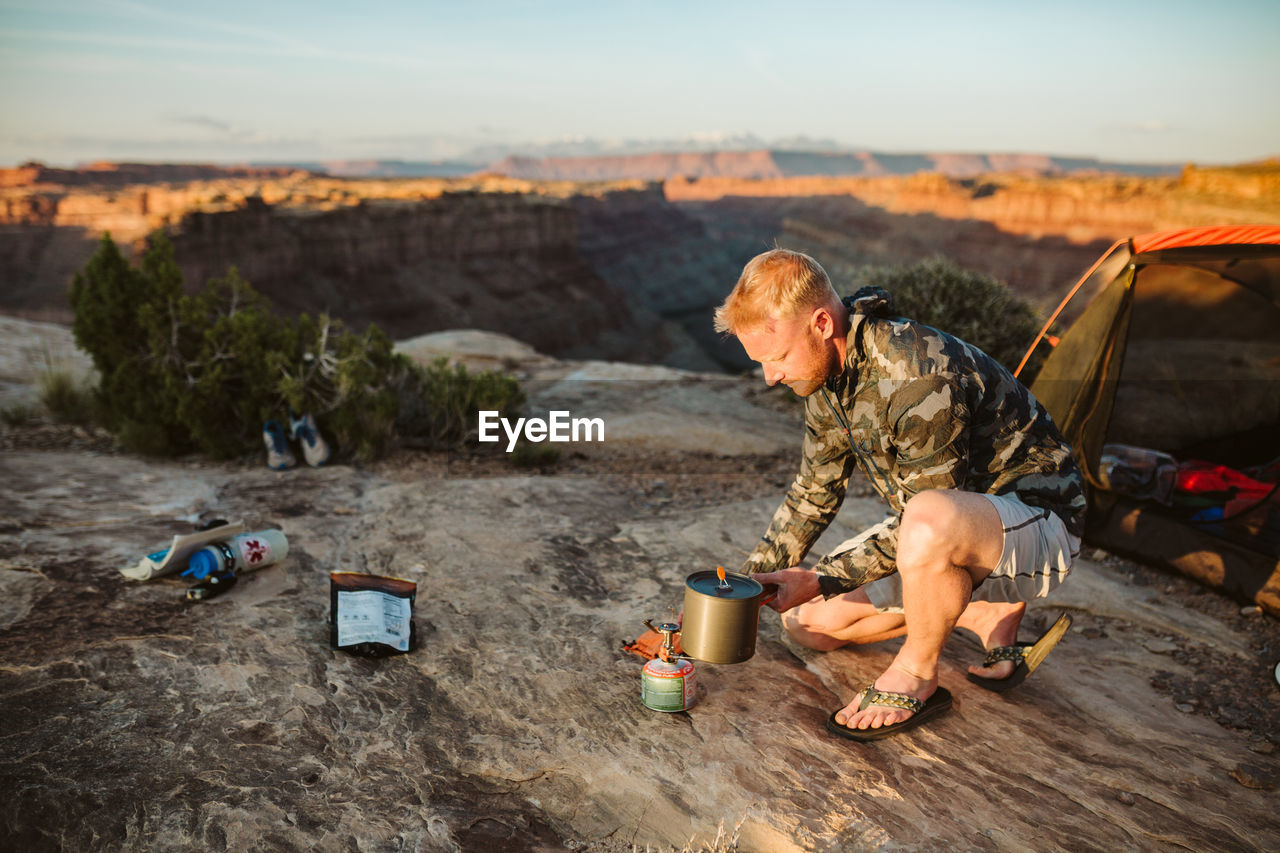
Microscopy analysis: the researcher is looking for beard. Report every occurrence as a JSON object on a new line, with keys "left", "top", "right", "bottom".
{"left": 785, "top": 377, "right": 826, "bottom": 397}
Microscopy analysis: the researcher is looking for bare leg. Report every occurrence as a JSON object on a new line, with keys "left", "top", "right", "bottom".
{"left": 785, "top": 591, "right": 1023, "bottom": 672}
{"left": 781, "top": 569, "right": 1025, "bottom": 680}
{"left": 781, "top": 587, "right": 906, "bottom": 651}
{"left": 834, "top": 490, "right": 1005, "bottom": 731}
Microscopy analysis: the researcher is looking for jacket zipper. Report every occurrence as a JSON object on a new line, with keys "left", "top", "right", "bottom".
{"left": 821, "top": 388, "right": 896, "bottom": 502}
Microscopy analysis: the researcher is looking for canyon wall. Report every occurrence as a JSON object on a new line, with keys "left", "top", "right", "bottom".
{"left": 0, "top": 173, "right": 327, "bottom": 321}
{"left": 666, "top": 167, "right": 1280, "bottom": 244}
{"left": 568, "top": 183, "right": 761, "bottom": 370}
{"left": 0, "top": 161, "right": 308, "bottom": 189}
{"left": 1177, "top": 161, "right": 1280, "bottom": 200}
{"left": 666, "top": 167, "right": 1280, "bottom": 324}
{"left": 2, "top": 163, "right": 1275, "bottom": 370}
{"left": 0, "top": 178, "right": 666, "bottom": 361}
{"left": 167, "top": 193, "right": 643, "bottom": 358}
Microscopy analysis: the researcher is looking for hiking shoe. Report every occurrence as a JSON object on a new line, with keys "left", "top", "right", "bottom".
{"left": 262, "top": 419, "right": 296, "bottom": 470}
{"left": 289, "top": 411, "right": 330, "bottom": 467}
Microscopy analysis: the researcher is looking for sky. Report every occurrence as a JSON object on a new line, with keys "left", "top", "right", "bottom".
{"left": 1, "top": 0, "right": 1277, "bottom": 167}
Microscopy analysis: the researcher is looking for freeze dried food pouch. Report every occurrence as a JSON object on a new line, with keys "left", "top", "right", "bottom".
{"left": 329, "top": 572, "right": 418, "bottom": 656}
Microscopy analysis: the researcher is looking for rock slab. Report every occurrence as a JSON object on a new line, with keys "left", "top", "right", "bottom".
{"left": 2, "top": 444, "right": 1278, "bottom": 852}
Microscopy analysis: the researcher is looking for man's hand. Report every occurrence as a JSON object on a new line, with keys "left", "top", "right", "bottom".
{"left": 753, "top": 567, "right": 822, "bottom": 612}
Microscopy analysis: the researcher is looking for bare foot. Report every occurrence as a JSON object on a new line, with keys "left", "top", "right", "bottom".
{"left": 957, "top": 600, "right": 1024, "bottom": 681}
{"left": 833, "top": 664, "right": 937, "bottom": 731}
{"left": 967, "top": 657, "right": 1016, "bottom": 680}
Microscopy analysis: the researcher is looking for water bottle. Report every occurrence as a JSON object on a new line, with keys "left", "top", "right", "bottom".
{"left": 184, "top": 529, "right": 290, "bottom": 580}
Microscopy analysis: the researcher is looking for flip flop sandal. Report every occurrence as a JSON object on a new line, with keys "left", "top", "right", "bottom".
{"left": 967, "top": 612, "right": 1073, "bottom": 693}
{"left": 825, "top": 685, "right": 953, "bottom": 742}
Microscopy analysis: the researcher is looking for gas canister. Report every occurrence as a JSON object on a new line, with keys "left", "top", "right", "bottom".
{"left": 640, "top": 621, "right": 696, "bottom": 712}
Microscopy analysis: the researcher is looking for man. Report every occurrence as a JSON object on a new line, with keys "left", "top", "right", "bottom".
{"left": 715, "top": 248, "right": 1085, "bottom": 741}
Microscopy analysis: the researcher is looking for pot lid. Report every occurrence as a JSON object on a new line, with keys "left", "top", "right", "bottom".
{"left": 686, "top": 569, "right": 762, "bottom": 600}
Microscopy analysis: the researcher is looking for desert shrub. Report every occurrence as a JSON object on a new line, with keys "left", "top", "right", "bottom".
{"left": 510, "top": 440, "right": 562, "bottom": 470}
{"left": 1, "top": 404, "right": 34, "bottom": 427}
{"left": 284, "top": 316, "right": 407, "bottom": 462}
{"left": 70, "top": 232, "right": 188, "bottom": 453}
{"left": 68, "top": 232, "right": 515, "bottom": 461}
{"left": 845, "top": 257, "right": 1051, "bottom": 379}
{"left": 39, "top": 369, "right": 100, "bottom": 425}
{"left": 394, "top": 356, "right": 525, "bottom": 450}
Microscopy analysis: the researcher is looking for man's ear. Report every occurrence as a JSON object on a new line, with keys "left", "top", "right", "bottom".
{"left": 810, "top": 305, "right": 834, "bottom": 341}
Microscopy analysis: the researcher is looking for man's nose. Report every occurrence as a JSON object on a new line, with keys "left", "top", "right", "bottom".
{"left": 762, "top": 364, "right": 781, "bottom": 386}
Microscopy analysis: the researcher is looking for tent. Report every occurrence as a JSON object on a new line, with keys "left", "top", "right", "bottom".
{"left": 1018, "top": 225, "right": 1280, "bottom": 616}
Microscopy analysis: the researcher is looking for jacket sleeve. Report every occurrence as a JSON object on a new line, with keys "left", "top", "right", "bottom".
{"left": 812, "top": 515, "right": 901, "bottom": 596}
{"left": 809, "top": 373, "right": 971, "bottom": 597}
{"left": 739, "top": 400, "right": 854, "bottom": 575}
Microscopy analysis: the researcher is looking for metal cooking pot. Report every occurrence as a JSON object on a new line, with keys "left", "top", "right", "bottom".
{"left": 680, "top": 570, "right": 778, "bottom": 664}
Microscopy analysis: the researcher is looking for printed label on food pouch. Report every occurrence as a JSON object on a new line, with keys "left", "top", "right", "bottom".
{"left": 335, "top": 589, "right": 412, "bottom": 651}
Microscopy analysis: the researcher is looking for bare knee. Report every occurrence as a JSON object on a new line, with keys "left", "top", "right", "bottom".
{"left": 898, "top": 491, "right": 961, "bottom": 568}
{"left": 899, "top": 489, "right": 1003, "bottom": 579}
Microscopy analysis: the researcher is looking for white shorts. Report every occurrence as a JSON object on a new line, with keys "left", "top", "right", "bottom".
{"left": 863, "top": 493, "right": 1080, "bottom": 613}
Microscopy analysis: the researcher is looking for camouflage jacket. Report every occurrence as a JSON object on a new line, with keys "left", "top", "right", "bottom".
{"left": 741, "top": 290, "right": 1086, "bottom": 598}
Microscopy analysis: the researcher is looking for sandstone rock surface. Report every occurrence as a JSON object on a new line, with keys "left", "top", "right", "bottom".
{"left": 0, "top": 315, "right": 94, "bottom": 407}
{"left": 395, "top": 329, "right": 801, "bottom": 457}
{"left": 2, "top": 329, "right": 1278, "bottom": 852}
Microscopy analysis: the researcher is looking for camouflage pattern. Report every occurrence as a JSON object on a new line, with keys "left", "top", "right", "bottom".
{"left": 741, "top": 290, "right": 1087, "bottom": 598}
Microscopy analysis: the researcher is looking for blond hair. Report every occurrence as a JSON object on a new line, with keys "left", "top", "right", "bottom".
{"left": 713, "top": 248, "right": 839, "bottom": 335}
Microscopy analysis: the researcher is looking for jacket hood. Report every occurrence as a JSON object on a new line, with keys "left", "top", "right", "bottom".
{"left": 833, "top": 286, "right": 896, "bottom": 384}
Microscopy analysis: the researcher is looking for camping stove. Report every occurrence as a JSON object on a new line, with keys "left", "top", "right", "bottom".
{"left": 639, "top": 620, "right": 696, "bottom": 712}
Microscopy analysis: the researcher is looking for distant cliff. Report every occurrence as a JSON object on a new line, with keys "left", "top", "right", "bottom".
{"left": 1177, "top": 161, "right": 1280, "bottom": 200}
{"left": 665, "top": 166, "right": 1280, "bottom": 326}
{"left": 487, "top": 149, "right": 1184, "bottom": 182}
{"left": 0, "top": 161, "right": 309, "bottom": 189}
{"left": 665, "top": 169, "right": 1280, "bottom": 242}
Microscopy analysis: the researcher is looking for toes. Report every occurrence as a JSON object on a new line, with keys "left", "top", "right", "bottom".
{"left": 833, "top": 698, "right": 862, "bottom": 727}
{"left": 840, "top": 706, "right": 909, "bottom": 730}
{"left": 835, "top": 685, "right": 918, "bottom": 730}
{"left": 860, "top": 708, "right": 906, "bottom": 730}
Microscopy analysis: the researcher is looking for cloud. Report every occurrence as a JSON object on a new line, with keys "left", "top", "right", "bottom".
{"left": 1111, "top": 120, "right": 1174, "bottom": 134}
{"left": 167, "top": 114, "right": 237, "bottom": 135}
{"left": 160, "top": 113, "right": 289, "bottom": 146}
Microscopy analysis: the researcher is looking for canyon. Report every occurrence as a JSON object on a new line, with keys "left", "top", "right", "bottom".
{"left": 1, "top": 160, "right": 1277, "bottom": 371}
{"left": 2, "top": 153, "right": 1278, "bottom": 848}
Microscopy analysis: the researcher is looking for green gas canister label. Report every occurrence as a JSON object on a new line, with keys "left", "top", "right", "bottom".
{"left": 641, "top": 659, "right": 696, "bottom": 712}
